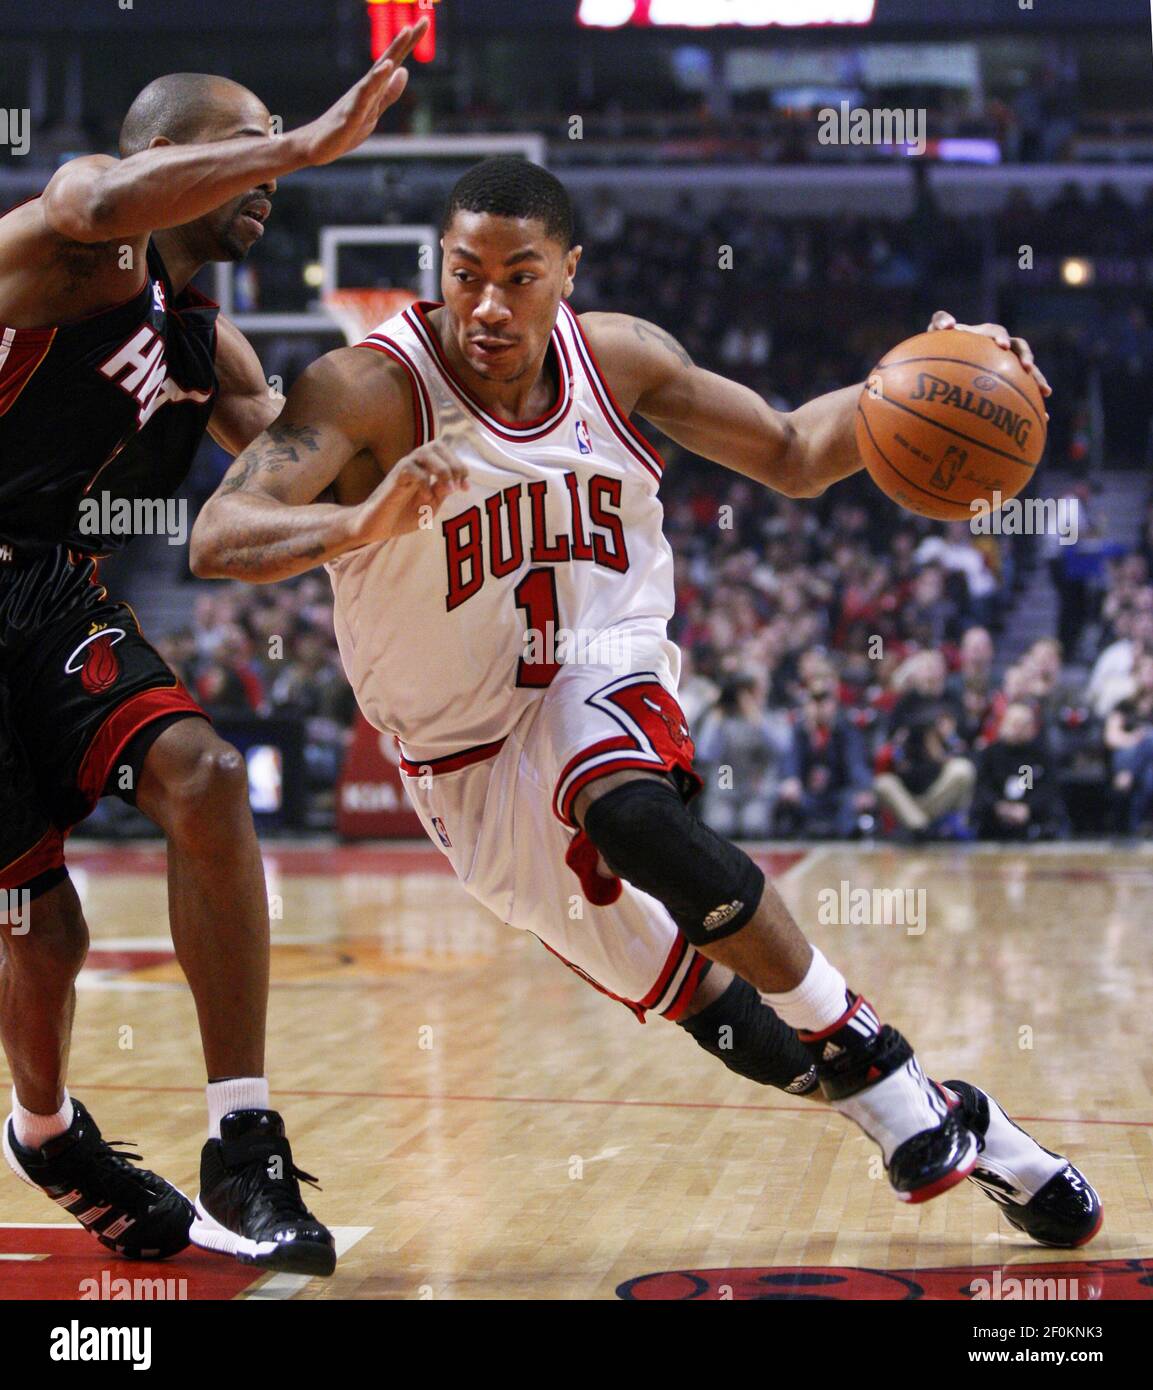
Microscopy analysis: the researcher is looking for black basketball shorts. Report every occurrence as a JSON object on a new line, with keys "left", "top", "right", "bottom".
{"left": 0, "top": 545, "right": 206, "bottom": 894}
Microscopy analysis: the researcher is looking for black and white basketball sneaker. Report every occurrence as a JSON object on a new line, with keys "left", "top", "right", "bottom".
{"left": 190, "top": 1110, "right": 336, "bottom": 1276}
{"left": 942, "top": 1079, "right": 1103, "bottom": 1247}
{"left": 800, "top": 995, "right": 978, "bottom": 1203}
{"left": 3, "top": 1099, "right": 192, "bottom": 1259}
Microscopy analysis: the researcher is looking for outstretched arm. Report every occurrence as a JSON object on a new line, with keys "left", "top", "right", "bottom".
{"left": 583, "top": 310, "right": 1050, "bottom": 500}
{"left": 38, "top": 22, "right": 426, "bottom": 243}
{"left": 207, "top": 314, "right": 283, "bottom": 457}
{"left": 190, "top": 348, "right": 466, "bottom": 584}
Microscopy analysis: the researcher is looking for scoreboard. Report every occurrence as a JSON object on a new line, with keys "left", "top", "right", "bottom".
{"left": 366, "top": 0, "right": 439, "bottom": 62}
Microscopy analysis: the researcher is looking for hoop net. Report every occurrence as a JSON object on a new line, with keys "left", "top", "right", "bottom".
{"left": 323, "top": 287, "right": 419, "bottom": 345}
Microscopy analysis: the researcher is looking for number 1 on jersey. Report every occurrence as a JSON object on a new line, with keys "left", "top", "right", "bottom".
{"left": 515, "top": 568, "right": 561, "bottom": 688}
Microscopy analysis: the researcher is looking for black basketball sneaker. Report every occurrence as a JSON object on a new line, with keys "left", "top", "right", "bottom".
{"left": 190, "top": 1110, "right": 336, "bottom": 1276}
{"left": 800, "top": 995, "right": 977, "bottom": 1203}
{"left": 3, "top": 1099, "right": 192, "bottom": 1259}
{"left": 942, "top": 1079, "right": 1103, "bottom": 1247}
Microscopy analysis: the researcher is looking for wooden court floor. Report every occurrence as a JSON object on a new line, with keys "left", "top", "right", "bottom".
{"left": 2, "top": 839, "right": 1151, "bottom": 1301}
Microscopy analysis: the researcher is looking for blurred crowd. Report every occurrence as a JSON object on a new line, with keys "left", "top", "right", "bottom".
{"left": 165, "top": 474, "right": 1153, "bottom": 841}
{"left": 676, "top": 481, "right": 1153, "bottom": 841}
{"left": 156, "top": 577, "right": 356, "bottom": 796}
{"left": 233, "top": 180, "right": 1153, "bottom": 476}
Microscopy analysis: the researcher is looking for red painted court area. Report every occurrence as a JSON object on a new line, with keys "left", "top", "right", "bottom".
{"left": 0, "top": 1227, "right": 266, "bottom": 1300}
{"left": 618, "top": 1260, "right": 1153, "bottom": 1301}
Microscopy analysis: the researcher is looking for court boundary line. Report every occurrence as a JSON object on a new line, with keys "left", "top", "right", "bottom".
{"left": 66, "top": 1080, "right": 1148, "bottom": 1130}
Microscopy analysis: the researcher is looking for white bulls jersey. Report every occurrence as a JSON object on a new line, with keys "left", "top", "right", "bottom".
{"left": 327, "top": 299, "right": 679, "bottom": 762}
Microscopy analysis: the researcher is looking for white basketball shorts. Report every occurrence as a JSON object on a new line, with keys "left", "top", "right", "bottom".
{"left": 399, "top": 642, "right": 708, "bottom": 1022}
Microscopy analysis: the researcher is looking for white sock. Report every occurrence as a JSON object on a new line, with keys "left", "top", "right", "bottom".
{"left": 760, "top": 947, "right": 849, "bottom": 1034}
{"left": 206, "top": 1077, "right": 270, "bottom": 1140}
{"left": 11, "top": 1087, "right": 74, "bottom": 1149}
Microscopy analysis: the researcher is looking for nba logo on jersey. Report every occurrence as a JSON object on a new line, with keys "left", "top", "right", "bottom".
{"left": 431, "top": 816, "right": 452, "bottom": 848}
{"left": 575, "top": 418, "right": 593, "bottom": 455}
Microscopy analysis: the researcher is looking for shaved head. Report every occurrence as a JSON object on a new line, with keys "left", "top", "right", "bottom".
{"left": 119, "top": 73, "right": 265, "bottom": 156}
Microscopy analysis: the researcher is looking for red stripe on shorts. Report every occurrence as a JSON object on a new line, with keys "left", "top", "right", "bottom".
{"left": 75, "top": 683, "right": 208, "bottom": 809}
{"left": 0, "top": 826, "right": 65, "bottom": 890}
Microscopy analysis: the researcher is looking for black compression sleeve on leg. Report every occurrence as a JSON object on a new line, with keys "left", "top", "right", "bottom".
{"left": 581, "top": 778, "right": 765, "bottom": 944}
{"left": 679, "top": 974, "right": 819, "bottom": 1094}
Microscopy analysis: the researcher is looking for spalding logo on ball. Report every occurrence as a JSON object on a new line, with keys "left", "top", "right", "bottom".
{"left": 855, "top": 330, "right": 1046, "bottom": 521}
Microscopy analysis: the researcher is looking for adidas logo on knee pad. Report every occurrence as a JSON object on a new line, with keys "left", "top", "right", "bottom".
{"left": 703, "top": 899, "right": 745, "bottom": 931}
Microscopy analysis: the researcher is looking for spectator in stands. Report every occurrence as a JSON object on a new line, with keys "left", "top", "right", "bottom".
{"left": 972, "top": 701, "right": 1066, "bottom": 841}
{"left": 915, "top": 522, "right": 1002, "bottom": 629}
{"left": 269, "top": 630, "right": 354, "bottom": 724}
{"left": 695, "top": 674, "right": 787, "bottom": 838}
{"left": 1087, "top": 607, "right": 1153, "bottom": 717}
{"left": 192, "top": 625, "right": 265, "bottom": 718}
{"left": 946, "top": 626, "right": 997, "bottom": 748}
{"left": 900, "top": 563, "right": 960, "bottom": 647}
{"left": 875, "top": 694, "right": 976, "bottom": 840}
{"left": 887, "top": 649, "right": 963, "bottom": 740}
{"left": 1045, "top": 483, "right": 1102, "bottom": 660}
{"left": 1104, "top": 652, "right": 1153, "bottom": 833}
{"left": 776, "top": 682, "right": 876, "bottom": 838}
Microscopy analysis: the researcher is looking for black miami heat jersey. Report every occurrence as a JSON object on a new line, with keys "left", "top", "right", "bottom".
{"left": 0, "top": 240, "right": 219, "bottom": 553}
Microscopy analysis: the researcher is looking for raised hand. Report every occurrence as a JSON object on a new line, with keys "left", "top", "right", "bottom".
{"left": 291, "top": 20, "right": 429, "bottom": 168}
{"left": 927, "top": 309, "right": 1052, "bottom": 399}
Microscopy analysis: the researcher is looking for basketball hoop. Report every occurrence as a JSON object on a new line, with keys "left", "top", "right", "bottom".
{"left": 322, "top": 288, "right": 419, "bottom": 346}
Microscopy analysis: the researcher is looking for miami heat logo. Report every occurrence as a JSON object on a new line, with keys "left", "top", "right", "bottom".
{"left": 65, "top": 625, "right": 126, "bottom": 695}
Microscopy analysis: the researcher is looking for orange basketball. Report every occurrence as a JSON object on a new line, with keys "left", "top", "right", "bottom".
{"left": 854, "top": 329, "right": 1046, "bottom": 522}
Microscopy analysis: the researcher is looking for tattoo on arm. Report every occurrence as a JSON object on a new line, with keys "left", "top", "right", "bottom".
{"left": 219, "top": 422, "right": 323, "bottom": 495}
{"left": 633, "top": 319, "right": 693, "bottom": 367}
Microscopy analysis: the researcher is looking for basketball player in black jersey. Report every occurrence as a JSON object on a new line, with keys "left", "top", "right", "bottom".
{"left": 0, "top": 21, "right": 427, "bottom": 1275}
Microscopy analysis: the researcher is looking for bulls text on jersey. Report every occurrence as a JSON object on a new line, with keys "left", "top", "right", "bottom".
{"left": 443, "top": 470, "right": 629, "bottom": 613}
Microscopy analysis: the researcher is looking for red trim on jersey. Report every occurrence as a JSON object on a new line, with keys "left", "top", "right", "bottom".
{"left": 636, "top": 935, "right": 689, "bottom": 1010}
{"left": 560, "top": 303, "right": 666, "bottom": 483}
{"left": 539, "top": 932, "right": 704, "bottom": 1023}
{"left": 360, "top": 334, "right": 434, "bottom": 447}
{"left": 406, "top": 301, "right": 573, "bottom": 441}
{"left": 662, "top": 950, "right": 710, "bottom": 1023}
{"left": 398, "top": 736, "right": 507, "bottom": 777}
{"left": 172, "top": 278, "right": 219, "bottom": 311}
{"left": 537, "top": 938, "right": 649, "bottom": 1023}
{"left": 0, "top": 325, "right": 57, "bottom": 417}
{"left": 0, "top": 827, "right": 66, "bottom": 891}
{"left": 75, "top": 684, "right": 209, "bottom": 810}
{"left": 558, "top": 752, "right": 664, "bottom": 828}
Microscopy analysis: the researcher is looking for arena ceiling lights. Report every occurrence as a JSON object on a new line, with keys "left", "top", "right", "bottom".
{"left": 577, "top": 0, "right": 877, "bottom": 26}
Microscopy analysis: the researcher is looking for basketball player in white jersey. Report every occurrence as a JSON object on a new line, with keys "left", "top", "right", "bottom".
{"left": 191, "top": 159, "right": 1100, "bottom": 1245}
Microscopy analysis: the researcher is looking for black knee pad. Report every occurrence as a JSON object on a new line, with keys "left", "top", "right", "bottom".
{"left": 680, "top": 975, "right": 818, "bottom": 1095}
{"left": 582, "top": 778, "right": 764, "bottom": 944}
